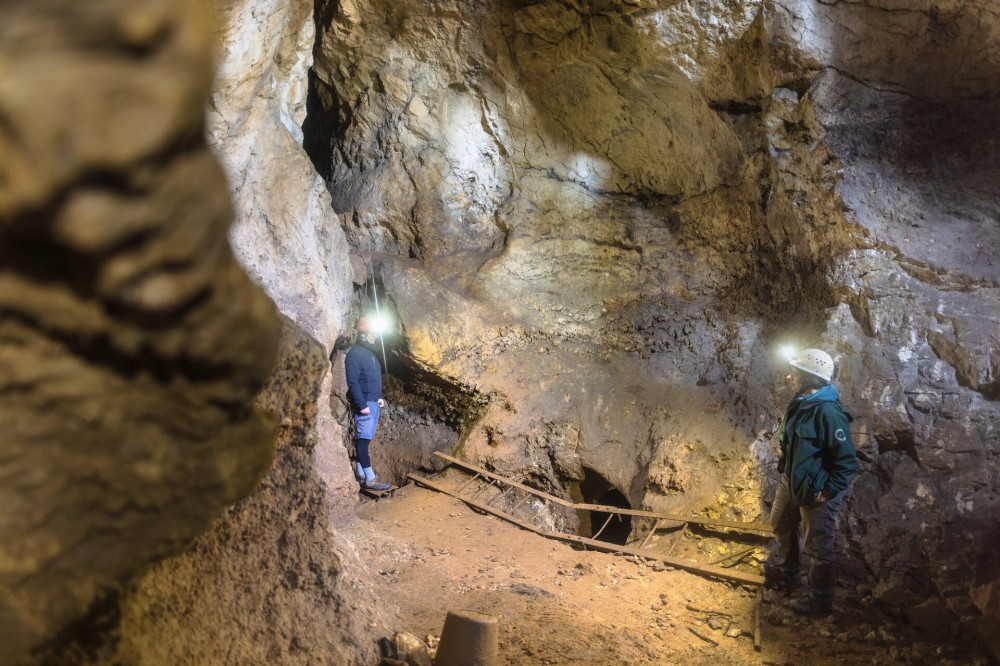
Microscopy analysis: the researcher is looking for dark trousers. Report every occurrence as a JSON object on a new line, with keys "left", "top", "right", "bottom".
{"left": 769, "top": 480, "right": 846, "bottom": 604}
{"left": 355, "top": 438, "right": 371, "bottom": 468}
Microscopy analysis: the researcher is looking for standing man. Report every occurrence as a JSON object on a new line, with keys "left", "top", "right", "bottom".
{"left": 345, "top": 315, "right": 391, "bottom": 491}
{"left": 767, "top": 348, "right": 857, "bottom": 615}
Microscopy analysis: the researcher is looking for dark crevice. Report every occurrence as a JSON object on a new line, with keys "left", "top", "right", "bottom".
{"left": 302, "top": 68, "right": 338, "bottom": 183}
{"left": 580, "top": 467, "right": 631, "bottom": 545}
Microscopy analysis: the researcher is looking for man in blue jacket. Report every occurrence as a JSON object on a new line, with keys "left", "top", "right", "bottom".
{"left": 768, "top": 348, "right": 857, "bottom": 615}
{"left": 345, "top": 315, "right": 391, "bottom": 491}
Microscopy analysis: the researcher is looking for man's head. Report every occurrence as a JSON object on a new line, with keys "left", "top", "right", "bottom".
{"left": 355, "top": 316, "right": 377, "bottom": 344}
{"left": 786, "top": 348, "right": 834, "bottom": 392}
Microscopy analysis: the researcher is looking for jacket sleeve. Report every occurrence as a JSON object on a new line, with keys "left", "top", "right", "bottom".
{"left": 819, "top": 405, "right": 857, "bottom": 495}
{"left": 344, "top": 352, "right": 367, "bottom": 412}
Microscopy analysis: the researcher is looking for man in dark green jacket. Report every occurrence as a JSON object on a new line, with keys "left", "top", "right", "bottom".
{"left": 768, "top": 348, "right": 857, "bottom": 615}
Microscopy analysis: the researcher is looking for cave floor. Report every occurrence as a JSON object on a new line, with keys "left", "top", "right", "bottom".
{"left": 342, "top": 484, "right": 978, "bottom": 666}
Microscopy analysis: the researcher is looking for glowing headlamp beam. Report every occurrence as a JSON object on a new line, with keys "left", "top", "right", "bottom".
{"left": 779, "top": 345, "right": 798, "bottom": 362}
{"left": 370, "top": 315, "right": 390, "bottom": 334}
{"left": 370, "top": 263, "right": 388, "bottom": 368}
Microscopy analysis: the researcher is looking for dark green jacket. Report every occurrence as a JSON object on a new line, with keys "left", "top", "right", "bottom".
{"left": 778, "top": 384, "right": 857, "bottom": 506}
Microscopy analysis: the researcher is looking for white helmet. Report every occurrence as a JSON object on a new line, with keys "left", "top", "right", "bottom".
{"left": 789, "top": 348, "right": 834, "bottom": 382}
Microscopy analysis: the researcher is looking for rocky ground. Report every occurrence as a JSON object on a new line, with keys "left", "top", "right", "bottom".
{"left": 347, "top": 481, "right": 988, "bottom": 666}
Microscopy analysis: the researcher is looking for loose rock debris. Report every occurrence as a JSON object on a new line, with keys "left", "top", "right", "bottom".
{"left": 344, "top": 485, "right": 988, "bottom": 665}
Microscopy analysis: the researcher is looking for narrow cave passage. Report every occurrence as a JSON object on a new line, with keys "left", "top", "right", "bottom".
{"left": 337, "top": 292, "right": 489, "bottom": 486}
{"left": 580, "top": 467, "right": 632, "bottom": 545}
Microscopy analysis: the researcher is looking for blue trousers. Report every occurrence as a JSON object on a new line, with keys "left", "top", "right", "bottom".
{"left": 769, "top": 480, "right": 846, "bottom": 603}
{"left": 354, "top": 401, "right": 380, "bottom": 468}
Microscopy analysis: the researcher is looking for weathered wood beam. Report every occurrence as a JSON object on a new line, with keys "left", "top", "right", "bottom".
{"left": 433, "top": 451, "right": 773, "bottom": 534}
{"left": 410, "top": 472, "right": 765, "bottom": 587}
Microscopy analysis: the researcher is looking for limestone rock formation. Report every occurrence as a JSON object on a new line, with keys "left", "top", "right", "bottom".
{"left": 69, "top": 318, "right": 383, "bottom": 665}
{"left": 769, "top": 1, "right": 1000, "bottom": 652}
{"left": 306, "top": 0, "right": 1000, "bottom": 653}
{"left": 205, "top": 0, "right": 359, "bottom": 508}
{"left": 307, "top": 0, "right": 846, "bottom": 521}
{"left": 207, "top": 0, "right": 354, "bottom": 349}
{"left": 6, "top": 0, "right": 999, "bottom": 661}
{"left": 40, "top": 0, "right": 384, "bottom": 663}
{"left": 0, "top": 0, "right": 279, "bottom": 661}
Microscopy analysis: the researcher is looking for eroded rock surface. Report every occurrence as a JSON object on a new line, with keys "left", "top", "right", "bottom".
{"left": 308, "top": 0, "right": 848, "bottom": 519}
{"left": 66, "top": 318, "right": 383, "bottom": 665}
{"left": 6, "top": 0, "right": 999, "bottom": 661}
{"left": 306, "top": 0, "right": 1000, "bottom": 654}
{"left": 0, "top": 0, "right": 279, "bottom": 660}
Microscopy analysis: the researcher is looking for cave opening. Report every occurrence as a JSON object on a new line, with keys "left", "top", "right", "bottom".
{"left": 580, "top": 467, "right": 632, "bottom": 545}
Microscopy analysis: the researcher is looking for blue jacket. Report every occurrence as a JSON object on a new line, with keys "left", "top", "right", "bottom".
{"left": 345, "top": 342, "right": 382, "bottom": 413}
{"left": 778, "top": 384, "right": 857, "bottom": 506}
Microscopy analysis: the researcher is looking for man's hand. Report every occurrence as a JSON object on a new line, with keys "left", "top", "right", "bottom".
{"left": 813, "top": 489, "right": 833, "bottom": 505}
{"left": 360, "top": 407, "right": 370, "bottom": 415}
{"left": 378, "top": 398, "right": 385, "bottom": 408}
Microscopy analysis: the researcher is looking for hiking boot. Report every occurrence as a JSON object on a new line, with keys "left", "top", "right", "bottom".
{"left": 788, "top": 595, "right": 832, "bottom": 616}
{"left": 363, "top": 477, "right": 392, "bottom": 492}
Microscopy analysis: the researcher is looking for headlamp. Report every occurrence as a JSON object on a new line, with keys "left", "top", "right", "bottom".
{"left": 779, "top": 345, "right": 797, "bottom": 362}
{"left": 370, "top": 314, "right": 390, "bottom": 334}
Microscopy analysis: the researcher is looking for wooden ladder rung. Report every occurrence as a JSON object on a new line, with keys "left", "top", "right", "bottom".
{"left": 591, "top": 512, "right": 616, "bottom": 541}
{"left": 639, "top": 518, "right": 662, "bottom": 550}
{"left": 453, "top": 472, "right": 482, "bottom": 496}
{"left": 509, "top": 492, "right": 532, "bottom": 515}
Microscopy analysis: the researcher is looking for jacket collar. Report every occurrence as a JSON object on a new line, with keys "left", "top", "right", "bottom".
{"left": 798, "top": 383, "right": 839, "bottom": 404}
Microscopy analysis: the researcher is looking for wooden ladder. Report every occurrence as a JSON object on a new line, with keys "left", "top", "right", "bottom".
{"left": 409, "top": 451, "right": 772, "bottom": 587}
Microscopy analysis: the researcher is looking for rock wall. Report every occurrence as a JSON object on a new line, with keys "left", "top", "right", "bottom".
{"left": 63, "top": 317, "right": 383, "bottom": 665}
{"left": 306, "top": 0, "right": 1000, "bottom": 652}
{"left": 204, "top": 0, "right": 359, "bottom": 508}
{"left": 43, "top": 0, "right": 388, "bottom": 663}
{"left": 769, "top": 0, "right": 1000, "bottom": 652}
{"left": 6, "top": 0, "right": 997, "bottom": 660}
{"left": 0, "top": 0, "right": 279, "bottom": 661}
{"left": 308, "top": 0, "right": 848, "bottom": 517}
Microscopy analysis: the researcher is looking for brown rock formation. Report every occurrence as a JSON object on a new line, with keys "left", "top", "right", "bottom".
{"left": 65, "top": 317, "right": 382, "bottom": 665}
{"left": 306, "top": 0, "right": 1000, "bottom": 654}
{"left": 5, "top": 0, "right": 999, "bottom": 662}
{"left": 0, "top": 0, "right": 279, "bottom": 661}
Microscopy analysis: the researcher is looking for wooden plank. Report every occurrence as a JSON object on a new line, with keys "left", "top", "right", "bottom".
{"left": 709, "top": 546, "right": 757, "bottom": 567}
{"left": 754, "top": 589, "right": 763, "bottom": 651}
{"left": 667, "top": 524, "right": 688, "bottom": 556}
{"left": 687, "top": 626, "right": 719, "bottom": 647}
{"left": 433, "top": 451, "right": 772, "bottom": 534}
{"left": 410, "top": 473, "right": 765, "bottom": 587}
{"left": 509, "top": 492, "right": 532, "bottom": 515}
{"left": 453, "top": 472, "right": 481, "bottom": 496}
